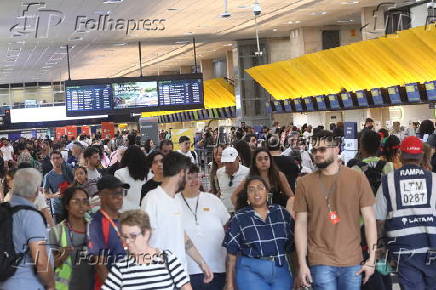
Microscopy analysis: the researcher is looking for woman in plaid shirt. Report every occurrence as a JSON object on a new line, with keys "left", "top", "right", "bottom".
{"left": 223, "top": 176, "right": 294, "bottom": 290}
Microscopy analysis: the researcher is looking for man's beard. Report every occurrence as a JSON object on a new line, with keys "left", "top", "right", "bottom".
{"left": 315, "top": 157, "right": 334, "bottom": 169}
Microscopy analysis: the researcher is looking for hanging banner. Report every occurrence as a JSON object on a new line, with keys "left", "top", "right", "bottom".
{"left": 101, "top": 122, "right": 115, "bottom": 139}
{"left": 55, "top": 127, "right": 67, "bottom": 140}
{"left": 81, "top": 126, "right": 91, "bottom": 136}
{"left": 342, "top": 122, "right": 358, "bottom": 164}
{"left": 65, "top": 126, "right": 78, "bottom": 140}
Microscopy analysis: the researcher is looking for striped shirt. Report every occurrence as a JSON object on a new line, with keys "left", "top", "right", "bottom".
{"left": 102, "top": 250, "right": 190, "bottom": 290}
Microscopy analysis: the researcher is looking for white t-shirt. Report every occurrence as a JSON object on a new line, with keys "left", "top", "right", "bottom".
{"left": 216, "top": 164, "right": 249, "bottom": 213}
{"left": 141, "top": 186, "right": 187, "bottom": 268}
{"left": 177, "top": 150, "right": 197, "bottom": 164}
{"left": 114, "top": 167, "right": 147, "bottom": 212}
{"left": 176, "top": 192, "right": 230, "bottom": 274}
{"left": 1, "top": 145, "right": 14, "bottom": 161}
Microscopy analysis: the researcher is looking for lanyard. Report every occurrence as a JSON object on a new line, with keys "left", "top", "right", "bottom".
{"left": 318, "top": 167, "right": 341, "bottom": 213}
{"left": 99, "top": 209, "right": 122, "bottom": 239}
{"left": 181, "top": 193, "right": 200, "bottom": 225}
{"left": 65, "top": 220, "right": 87, "bottom": 248}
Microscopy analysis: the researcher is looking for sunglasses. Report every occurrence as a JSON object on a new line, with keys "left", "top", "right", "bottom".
{"left": 228, "top": 175, "right": 234, "bottom": 187}
{"left": 311, "top": 146, "right": 336, "bottom": 155}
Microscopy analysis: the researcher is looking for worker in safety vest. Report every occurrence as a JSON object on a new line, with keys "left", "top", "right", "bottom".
{"left": 375, "top": 136, "right": 436, "bottom": 290}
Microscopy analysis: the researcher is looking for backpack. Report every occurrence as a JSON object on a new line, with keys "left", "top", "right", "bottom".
{"left": 358, "top": 160, "right": 387, "bottom": 195}
{"left": 0, "top": 202, "right": 47, "bottom": 281}
{"left": 191, "top": 151, "right": 197, "bottom": 162}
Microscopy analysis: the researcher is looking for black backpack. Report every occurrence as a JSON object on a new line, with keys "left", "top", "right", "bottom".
{"left": 348, "top": 159, "right": 386, "bottom": 195}
{"left": 359, "top": 160, "right": 387, "bottom": 195}
{"left": 0, "top": 202, "right": 46, "bottom": 281}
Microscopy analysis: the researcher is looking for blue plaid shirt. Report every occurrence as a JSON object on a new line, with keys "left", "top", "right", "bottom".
{"left": 223, "top": 204, "right": 294, "bottom": 266}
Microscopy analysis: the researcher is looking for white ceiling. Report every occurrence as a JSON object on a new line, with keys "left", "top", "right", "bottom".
{"left": 0, "top": 0, "right": 402, "bottom": 83}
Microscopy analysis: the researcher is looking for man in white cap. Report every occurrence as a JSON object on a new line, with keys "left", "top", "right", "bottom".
{"left": 216, "top": 147, "right": 249, "bottom": 213}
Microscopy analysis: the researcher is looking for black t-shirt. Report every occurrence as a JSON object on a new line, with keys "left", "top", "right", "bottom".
{"left": 272, "top": 155, "right": 300, "bottom": 192}
{"left": 140, "top": 179, "right": 162, "bottom": 205}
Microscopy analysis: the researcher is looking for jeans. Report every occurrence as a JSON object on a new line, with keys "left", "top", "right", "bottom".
{"left": 236, "top": 256, "right": 293, "bottom": 290}
{"left": 310, "top": 264, "right": 362, "bottom": 290}
{"left": 397, "top": 253, "right": 436, "bottom": 290}
{"left": 190, "top": 272, "right": 226, "bottom": 290}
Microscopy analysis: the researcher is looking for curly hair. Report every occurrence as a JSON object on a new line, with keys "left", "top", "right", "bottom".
{"left": 120, "top": 146, "right": 147, "bottom": 180}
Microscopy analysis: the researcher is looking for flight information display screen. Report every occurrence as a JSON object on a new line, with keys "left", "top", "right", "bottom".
{"left": 304, "top": 98, "right": 314, "bottom": 111}
{"left": 65, "top": 74, "right": 204, "bottom": 116}
{"left": 316, "top": 96, "right": 327, "bottom": 110}
{"left": 158, "top": 79, "right": 202, "bottom": 106}
{"left": 356, "top": 90, "right": 369, "bottom": 107}
{"left": 328, "top": 94, "right": 340, "bottom": 109}
{"left": 340, "top": 93, "right": 353, "bottom": 108}
{"left": 405, "top": 83, "right": 421, "bottom": 103}
{"left": 294, "top": 99, "right": 303, "bottom": 111}
{"left": 112, "top": 82, "right": 158, "bottom": 109}
{"left": 371, "top": 88, "right": 384, "bottom": 106}
{"left": 387, "top": 87, "right": 402, "bottom": 104}
{"left": 66, "top": 84, "right": 112, "bottom": 113}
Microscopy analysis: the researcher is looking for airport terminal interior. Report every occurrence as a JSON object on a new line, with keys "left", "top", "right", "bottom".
{"left": 0, "top": 0, "right": 435, "bottom": 289}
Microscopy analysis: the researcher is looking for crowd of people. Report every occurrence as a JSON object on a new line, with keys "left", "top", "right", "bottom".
{"left": 0, "top": 118, "right": 435, "bottom": 290}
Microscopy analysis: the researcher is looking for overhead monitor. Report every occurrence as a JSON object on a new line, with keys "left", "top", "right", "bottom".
{"left": 355, "top": 90, "right": 369, "bottom": 107}
{"left": 425, "top": 81, "right": 436, "bottom": 101}
{"left": 273, "top": 100, "right": 283, "bottom": 112}
{"left": 327, "top": 94, "right": 340, "bottom": 110}
{"left": 340, "top": 92, "right": 354, "bottom": 109}
{"left": 405, "top": 83, "right": 422, "bottom": 103}
{"left": 315, "top": 96, "right": 327, "bottom": 111}
{"left": 387, "top": 86, "right": 403, "bottom": 105}
{"left": 66, "top": 84, "right": 112, "bottom": 115}
{"left": 112, "top": 82, "right": 158, "bottom": 109}
{"left": 303, "top": 97, "right": 315, "bottom": 111}
{"left": 158, "top": 78, "right": 203, "bottom": 110}
{"left": 370, "top": 88, "right": 385, "bottom": 106}
{"left": 283, "top": 100, "right": 292, "bottom": 112}
{"left": 293, "top": 99, "right": 303, "bottom": 112}
{"left": 65, "top": 73, "right": 204, "bottom": 116}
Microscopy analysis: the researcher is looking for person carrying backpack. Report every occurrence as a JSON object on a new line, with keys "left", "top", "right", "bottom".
{"left": 0, "top": 168, "right": 54, "bottom": 290}
{"left": 347, "top": 130, "right": 394, "bottom": 290}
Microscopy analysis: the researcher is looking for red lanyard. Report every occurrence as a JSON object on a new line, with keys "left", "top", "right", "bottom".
{"left": 99, "top": 209, "right": 121, "bottom": 239}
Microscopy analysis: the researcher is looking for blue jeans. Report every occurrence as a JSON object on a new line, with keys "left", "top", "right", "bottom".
{"left": 310, "top": 264, "right": 362, "bottom": 290}
{"left": 236, "top": 256, "right": 293, "bottom": 290}
{"left": 397, "top": 253, "right": 436, "bottom": 290}
{"left": 190, "top": 272, "right": 226, "bottom": 290}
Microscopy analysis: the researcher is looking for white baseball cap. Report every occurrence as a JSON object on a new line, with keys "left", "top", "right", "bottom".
{"left": 221, "top": 147, "right": 239, "bottom": 163}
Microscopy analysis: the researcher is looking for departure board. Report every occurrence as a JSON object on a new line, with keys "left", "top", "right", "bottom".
{"left": 356, "top": 90, "right": 369, "bottom": 107}
{"left": 340, "top": 93, "right": 353, "bottom": 108}
{"left": 158, "top": 79, "right": 202, "bottom": 106}
{"left": 316, "top": 96, "right": 327, "bottom": 110}
{"left": 66, "top": 84, "right": 112, "bottom": 113}
{"left": 328, "top": 94, "right": 340, "bottom": 109}
{"left": 112, "top": 82, "right": 158, "bottom": 109}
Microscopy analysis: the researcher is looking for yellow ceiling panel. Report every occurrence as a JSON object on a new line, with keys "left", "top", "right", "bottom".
{"left": 246, "top": 25, "right": 436, "bottom": 100}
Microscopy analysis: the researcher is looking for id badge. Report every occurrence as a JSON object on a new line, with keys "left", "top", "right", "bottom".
{"left": 328, "top": 211, "right": 341, "bottom": 224}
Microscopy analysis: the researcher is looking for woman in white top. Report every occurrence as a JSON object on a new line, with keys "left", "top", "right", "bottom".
{"left": 102, "top": 209, "right": 191, "bottom": 290}
{"left": 176, "top": 163, "right": 230, "bottom": 290}
{"left": 114, "top": 146, "right": 147, "bottom": 212}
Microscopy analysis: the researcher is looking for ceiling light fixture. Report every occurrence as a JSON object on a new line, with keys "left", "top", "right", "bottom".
{"left": 310, "top": 11, "right": 327, "bottom": 15}
{"left": 224, "top": 43, "right": 232, "bottom": 46}
{"left": 167, "top": 8, "right": 178, "bottom": 11}
{"left": 175, "top": 41, "right": 190, "bottom": 44}
{"left": 113, "top": 42, "right": 127, "bottom": 46}
{"left": 103, "top": 0, "right": 124, "bottom": 4}
{"left": 336, "top": 19, "right": 355, "bottom": 23}
{"left": 341, "top": 1, "right": 359, "bottom": 4}
{"left": 273, "top": 28, "right": 278, "bottom": 31}
{"left": 221, "top": 0, "right": 231, "bottom": 18}
{"left": 184, "top": 32, "right": 193, "bottom": 35}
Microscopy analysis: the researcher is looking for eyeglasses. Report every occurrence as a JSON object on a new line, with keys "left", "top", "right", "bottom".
{"left": 228, "top": 175, "right": 234, "bottom": 187}
{"left": 247, "top": 185, "right": 266, "bottom": 194}
{"left": 120, "top": 232, "right": 142, "bottom": 242}
{"left": 311, "top": 146, "right": 336, "bottom": 155}
{"left": 70, "top": 198, "right": 90, "bottom": 206}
